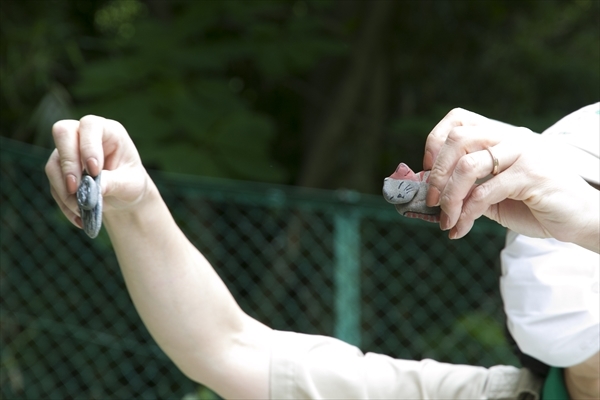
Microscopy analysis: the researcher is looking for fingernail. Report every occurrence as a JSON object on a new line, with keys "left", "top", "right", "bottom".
{"left": 74, "top": 216, "right": 83, "bottom": 229}
{"left": 66, "top": 174, "right": 78, "bottom": 194}
{"left": 86, "top": 157, "right": 99, "bottom": 176}
{"left": 427, "top": 186, "right": 440, "bottom": 207}
{"left": 423, "top": 150, "right": 433, "bottom": 170}
{"left": 449, "top": 228, "right": 458, "bottom": 239}
{"left": 440, "top": 211, "right": 450, "bottom": 231}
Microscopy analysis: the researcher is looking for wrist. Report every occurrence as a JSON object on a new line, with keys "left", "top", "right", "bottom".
{"left": 103, "top": 176, "right": 162, "bottom": 231}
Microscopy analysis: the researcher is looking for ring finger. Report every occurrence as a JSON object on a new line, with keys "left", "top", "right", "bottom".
{"left": 428, "top": 126, "right": 502, "bottom": 207}
{"left": 50, "top": 186, "right": 81, "bottom": 228}
{"left": 46, "top": 150, "right": 79, "bottom": 215}
{"left": 439, "top": 141, "right": 518, "bottom": 230}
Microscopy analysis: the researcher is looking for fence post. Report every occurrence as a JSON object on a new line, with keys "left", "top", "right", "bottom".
{"left": 333, "top": 211, "right": 361, "bottom": 347}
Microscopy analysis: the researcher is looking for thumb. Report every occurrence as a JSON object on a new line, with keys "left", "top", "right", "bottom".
{"left": 100, "top": 167, "right": 149, "bottom": 207}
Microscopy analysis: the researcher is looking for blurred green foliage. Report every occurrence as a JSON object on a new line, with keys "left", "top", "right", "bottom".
{"left": 1, "top": 0, "right": 599, "bottom": 187}
{"left": 73, "top": 0, "right": 345, "bottom": 181}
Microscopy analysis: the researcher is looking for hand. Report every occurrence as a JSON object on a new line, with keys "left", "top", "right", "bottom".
{"left": 45, "top": 115, "right": 150, "bottom": 229}
{"left": 423, "top": 108, "right": 599, "bottom": 248}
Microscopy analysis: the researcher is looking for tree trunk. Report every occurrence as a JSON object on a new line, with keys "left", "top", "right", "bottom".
{"left": 297, "top": 0, "right": 395, "bottom": 189}
{"left": 351, "top": 50, "right": 388, "bottom": 193}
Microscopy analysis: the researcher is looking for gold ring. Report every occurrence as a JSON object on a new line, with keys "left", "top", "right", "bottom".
{"left": 486, "top": 147, "right": 499, "bottom": 175}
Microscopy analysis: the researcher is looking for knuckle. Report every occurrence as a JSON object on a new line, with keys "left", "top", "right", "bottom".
{"left": 470, "top": 184, "right": 489, "bottom": 203}
{"left": 515, "top": 126, "right": 532, "bottom": 135}
{"left": 108, "top": 119, "right": 133, "bottom": 143}
{"left": 79, "top": 140, "right": 96, "bottom": 154}
{"left": 508, "top": 126, "right": 534, "bottom": 141}
{"left": 446, "top": 107, "right": 465, "bottom": 119}
{"left": 455, "top": 155, "right": 478, "bottom": 176}
{"left": 439, "top": 191, "right": 450, "bottom": 206}
{"left": 486, "top": 203, "right": 500, "bottom": 222}
{"left": 460, "top": 203, "right": 473, "bottom": 219}
{"left": 446, "top": 127, "right": 465, "bottom": 144}
{"left": 79, "top": 114, "right": 103, "bottom": 126}
{"left": 105, "top": 119, "right": 129, "bottom": 142}
{"left": 106, "top": 118, "right": 124, "bottom": 131}
{"left": 429, "top": 164, "right": 448, "bottom": 184}
{"left": 59, "top": 157, "right": 78, "bottom": 173}
{"left": 52, "top": 121, "right": 70, "bottom": 140}
{"left": 439, "top": 191, "right": 457, "bottom": 208}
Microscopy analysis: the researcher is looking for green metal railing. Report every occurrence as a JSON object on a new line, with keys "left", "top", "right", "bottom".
{"left": 0, "top": 137, "right": 517, "bottom": 399}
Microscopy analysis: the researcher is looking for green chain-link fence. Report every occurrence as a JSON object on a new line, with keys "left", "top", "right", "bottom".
{"left": 1, "top": 137, "right": 518, "bottom": 399}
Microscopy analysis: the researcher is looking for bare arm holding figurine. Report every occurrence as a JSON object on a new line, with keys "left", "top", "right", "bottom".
{"left": 46, "top": 116, "right": 273, "bottom": 399}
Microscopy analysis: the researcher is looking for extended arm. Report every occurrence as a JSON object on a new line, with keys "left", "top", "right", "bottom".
{"left": 45, "top": 116, "right": 271, "bottom": 399}
{"left": 105, "top": 181, "right": 272, "bottom": 398}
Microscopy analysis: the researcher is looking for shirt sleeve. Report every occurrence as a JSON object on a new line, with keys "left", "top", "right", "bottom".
{"left": 269, "top": 330, "right": 542, "bottom": 399}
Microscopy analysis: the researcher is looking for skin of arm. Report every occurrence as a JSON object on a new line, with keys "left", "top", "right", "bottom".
{"left": 104, "top": 178, "right": 272, "bottom": 399}
{"left": 46, "top": 116, "right": 272, "bottom": 399}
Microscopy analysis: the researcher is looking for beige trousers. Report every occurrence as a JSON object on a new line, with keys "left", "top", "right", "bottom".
{"left": 270, "top": 331, "right": 543, "bottom": 399}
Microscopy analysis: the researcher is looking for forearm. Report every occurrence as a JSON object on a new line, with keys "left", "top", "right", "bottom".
{"left": 103, "top": 176, "right": 266, "bottom": 388}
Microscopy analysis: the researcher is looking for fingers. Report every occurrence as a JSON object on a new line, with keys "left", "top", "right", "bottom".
{"left": 427, "top": 126, "right": 503, "bottom": 207}
{"left": 78, "top": 115, "right": 106, "bottom": 176}
{"left": 423, "top": 108, "right": 490, "bottom": 170}
{"left": 51, "top": 116, "right": 107, "bottom": 190}
{"left": 52, "top": 120, "right": 82, "bottom": 194}
{"left": 46, "top": 148, "right": 78, "bottom": 213}
{"left": 446, "top": 142, "right": 520, "bottom": 228}
{"left": 419, "top": 111, "right": 553, "bottom": 239}
{"left": 48, "top": 115, "right": 123, "bottom": 224}
{"left": 50, "top": 186, "right": 82, "bottom": 229}
{"left": 46, "top": 149, "right": 81, "bottom": 228}
{"left": 50, "top": 114, "right": 114, "bottom": 194}
{"left": 449, "top": 178, "right": 511, "bottom": 239}
{"left": 445, "top": 142, "right": 524, "bottom": 237}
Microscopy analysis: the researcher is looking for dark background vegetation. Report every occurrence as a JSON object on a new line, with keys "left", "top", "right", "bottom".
{"left": 2, "top": 0, "right": 599, "bottom": 193}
